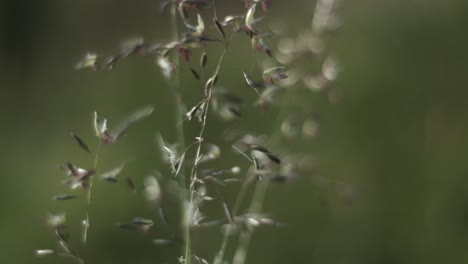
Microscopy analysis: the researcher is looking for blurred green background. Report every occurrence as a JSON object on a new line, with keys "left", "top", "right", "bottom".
{"left": 2, "top": 0, "right": 468, "bottom": 263}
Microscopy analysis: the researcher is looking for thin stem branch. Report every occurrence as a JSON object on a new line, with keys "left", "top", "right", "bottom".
{"left": 57, "top": 253, "right": 85, "bottom": 264}
{"left": 232, "top": 174, "right": 257, "bottom": 216}
{"left": 83, "top": 139, "right": 102, "bottom": 244}
{"left": 213, "top": 231, "right": 229, "bottom": 264}
{"left": 232, "top": 180, "right": 269, "bottom": 264}
{"left": 185, "top": 34, "right": 234, "bottom": 264}
{"left": 231, "top": 83, "right": 296, "bottom": 264}
{"left": 189, "top": 33, "right": 234, "bottom": 195}
{"left": 88, "top": 140, "right": 102, "bottom": 204}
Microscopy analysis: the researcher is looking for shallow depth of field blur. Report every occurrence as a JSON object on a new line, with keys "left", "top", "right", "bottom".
{"left": 2, "top": 0, "right": 468, "bottom": 263}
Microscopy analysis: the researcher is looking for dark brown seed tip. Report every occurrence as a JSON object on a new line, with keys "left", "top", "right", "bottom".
{"left": 70, "top": 132, "right": 91, "bottom": 153}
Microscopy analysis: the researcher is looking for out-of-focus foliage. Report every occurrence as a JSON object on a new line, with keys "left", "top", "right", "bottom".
{"left": 1, "top": 0, "right": 468, "bottom": 263}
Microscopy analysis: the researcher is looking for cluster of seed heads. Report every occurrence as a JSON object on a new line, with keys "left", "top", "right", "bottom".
{"left": 38, "top": 1, "right": 347, "bottom": 264}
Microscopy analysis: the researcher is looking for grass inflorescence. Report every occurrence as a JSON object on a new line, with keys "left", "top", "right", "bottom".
{"left": 37, "top": 1, "right": 344, "bottom": 263}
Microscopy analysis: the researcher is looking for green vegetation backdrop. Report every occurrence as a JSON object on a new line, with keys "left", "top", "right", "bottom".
{"left": 1, "top": 0, "right": 468, "bottom": 263}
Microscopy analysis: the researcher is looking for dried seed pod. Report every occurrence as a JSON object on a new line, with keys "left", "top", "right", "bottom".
{"left": 262, "top": 66, "right": 288, "bottom": 84}
{"left": 156, "top": 56, "right": 176, "bottom": 79}
{"left": 102, "top": 105, "right": 154, "bottom": 144}
{"left": 99, "top": 162, "right": 126, "bottom": 182}
{"left": 35, "top": 249, "right": 55, "bottom": 257}
{"left": 178, "top": 0, "right": 210, "bottom": 21}
{"left": 156, "top": 133, "right": 184, "bottom": 175}
{"left": 186, "top": 101, "right": 206, "bottom": 122}
{"left": 200, "top": 52, "right": 208, "bottom": 68}
{"left": 45, "top": 213, "right": 66, "bottom": 228}
{"left": 52, "top": 194, "right": 78, "bottom": 201}
{"left": 63, "top": 162, "right": 95, "bottom": 190}
{"left": 247, "top": 144, "right": 281, "bottom": 165}
{"left": 126, "top": 177, "right": 136, "bottom": 192}
{"left": 253, "top": 37, "right": 273, "bottom": 56}
{"left": 75, "top": 53, "right": 97, "bottom": 70}
{"left": 190, "top": 67, "right": 201, "bottom": 80}
{"left": 213, "top": 17, "right": 225, "bottom": 39}
{"left": 144, "top": 175, "right": 162, "bottom": 205}
{"left": 93, "top": 111, "right": 107, "bottom": 138}
{"left": 243, "top": 72, "right": 265, "bottom": 94}
{"left": 116, "top": 217, "right": 154, "bottom": 233}
{"left": 196, "top": 13, "right": 205, "bottom": 33}
{"left": 70, "top": 132, "right": 91, "bottom": 153}
{"left": 221, "top": 15, "right": 243, "bottom": 26}
{"left": 245, "top": 3, "right": 257, "bottom": 33}
{"left": 153, "top": 239, "right": 178, "bottom": 246}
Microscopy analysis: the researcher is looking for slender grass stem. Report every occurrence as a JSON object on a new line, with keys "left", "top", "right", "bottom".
{"left": 189, "top": 35, "right": 234, "bottom": 198}
{"left": 232, "top": 178, "right": 250, "bottom": 216}
{"left": 213, "top": 231, "right": 230, "bottom": 264}
{"left": 232, "top": 180, "right": 269, "bottom": 264}
{"left": 168, "top": 2, "right": 191, "bottom": 263}
{"left": 83, "top": 139, "right": 102, "bottom": 244}
{"left": 186, "top": 34, "right": 234, "bottom": 264}
{"left": 189, "top": 34, "right": 234, "bottom": 194}
{"left": 57, "top": 253, "right": 85, "bottom": 264}
{"left": 231, "top": 84, "right": 296, "bottom": 264}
